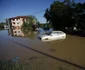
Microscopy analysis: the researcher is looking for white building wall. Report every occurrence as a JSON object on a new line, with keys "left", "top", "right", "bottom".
{"left": 11, "top": 18, "right": 25, "bottom": 29}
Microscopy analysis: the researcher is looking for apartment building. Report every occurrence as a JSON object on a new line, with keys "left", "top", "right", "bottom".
{"left": 6, "top": 16, "right": 29, "bottom": 29}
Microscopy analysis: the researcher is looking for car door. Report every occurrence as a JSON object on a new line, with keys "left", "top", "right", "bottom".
{"left": 50, "top": 34, "right": 57, "bottom": 40}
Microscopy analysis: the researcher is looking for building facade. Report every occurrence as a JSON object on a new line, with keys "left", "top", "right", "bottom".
{"left": 6, "top": 16, "right": 29, "bottom": 29}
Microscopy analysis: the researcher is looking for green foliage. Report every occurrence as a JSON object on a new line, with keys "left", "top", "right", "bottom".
{"left": 26, "top": 16, "right": 37, "bottom": 25}
{"left": 21, "top": 22, "right": 30, "bottom": 34}
{"left": 0, "top": 24, "right": 4, "bottom": 28}
{"left": 0, "top": 22, "right": 6, "bottom": 29}
{"left": 0, "top": 61, "right": 23, "bottom": 70}
{"left": 44, "top": 0, "right": 85, "bottom": 31}
{"left": 39, "top": 24, "right": 45, "bottom": 28}
{"left": 21, "top": 16, "right": 38, "bottom": 33}
{"left": 73, "top": 2, "right": 85, "bottom": 31}
{"left": 44, "top": 1, "right": 70, "bottom": 30}
{"left": 36, "top": 21, "right": 40, "bottom": 27}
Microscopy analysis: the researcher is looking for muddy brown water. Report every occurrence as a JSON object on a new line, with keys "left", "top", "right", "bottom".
{"left": 0, "top": 30, "right": 85, "bottom": 70}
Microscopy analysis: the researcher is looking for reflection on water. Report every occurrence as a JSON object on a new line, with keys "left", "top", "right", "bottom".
{"left": 8, "top": 28, "right": 25, "bottom": 36}
{"left": 8, "top": 28, "right": 37, "bottom": 39}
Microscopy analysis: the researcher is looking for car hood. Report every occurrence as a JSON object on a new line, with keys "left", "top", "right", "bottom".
{"left": 41, "top": 35, "right": 48, "bottom": 38}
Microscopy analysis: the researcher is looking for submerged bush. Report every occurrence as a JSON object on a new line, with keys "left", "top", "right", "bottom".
{"left": 0, "top": 61, "right": 23, "bottom": 70}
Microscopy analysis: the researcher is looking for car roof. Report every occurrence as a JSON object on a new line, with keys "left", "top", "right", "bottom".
{"left": 52, "top": 31, "right": 64, "bottom": 34}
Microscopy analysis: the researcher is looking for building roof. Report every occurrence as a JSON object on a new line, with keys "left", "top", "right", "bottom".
{"left": 9, "top": 16, "right": 29, "bottom": 19}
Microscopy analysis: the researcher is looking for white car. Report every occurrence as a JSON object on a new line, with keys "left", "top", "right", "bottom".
{"left": 38, "top": 31, "right": 66, "bottom": 42}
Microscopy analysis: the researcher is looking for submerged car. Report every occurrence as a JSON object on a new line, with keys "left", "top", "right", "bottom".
{"left": 38, "top": 31, "right": 66, "bottom": 42}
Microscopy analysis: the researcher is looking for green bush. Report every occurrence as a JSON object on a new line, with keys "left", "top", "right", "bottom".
{"left": 0, "top": 24, "right": 4, "bottom": 28}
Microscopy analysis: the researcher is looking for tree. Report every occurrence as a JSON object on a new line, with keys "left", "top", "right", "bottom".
{"left": 44, "top": 0, "right": 85, "bottom": 31}
{"left": 21, "top": 15, "right": 38, "bottom": 34}
{"left": 44, "top": 0, "right": 74, "bottom": 30}
{"left": 72, "top": 2, "right": 85, "bottom": 30}
{"left": 0, "top": 23, "right": 4, "bottom": 29}
{"left": 36, "top": 21, "right": 40, "bottom": 27}
{"left": 63, "top": 0, "right": 71, "bottom": 6}
{"left": 0, "top": 22, "right": 6, "bottom": 29}
{"left": 44, "top": 9, "right": 51, "bottom": 22}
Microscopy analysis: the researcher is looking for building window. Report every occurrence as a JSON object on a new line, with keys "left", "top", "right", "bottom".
{"left": 16, "top": 18, "right": 18, "bottom": 20}
{"left": 17, "top": 22, "right": 19, "bottom": 24}
{"left": 13, "top": 22, "right": 15, "bottom": 24}
{"left": 23, "top": 19, "right": 25, "bottom": 22}
{"left": 12, "top": 19, "right": 15, "bottom": 21}
{"left": 14, "top": 31, "right": 17, "bottom": 33}
{"left": 18, "top": 31, "right": 20, "bottom": 33}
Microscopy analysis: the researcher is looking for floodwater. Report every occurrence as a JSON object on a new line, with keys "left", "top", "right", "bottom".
{"left": 0, "top": 29, "right": 85, "bottom": 70}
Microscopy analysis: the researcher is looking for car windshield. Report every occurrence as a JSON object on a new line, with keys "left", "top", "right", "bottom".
{"left": 52, "top": 31, "right": 64, "bottom": 34}
{"left": 46, "top": 32, "right": 51, "bottom": 35}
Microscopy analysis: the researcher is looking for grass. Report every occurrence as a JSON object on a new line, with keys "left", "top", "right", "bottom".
{"left": 0, "top": 61, "right": 23, "bottom": 70}
{"left": 0, "top": 56, "right": 82, "bottom": 70}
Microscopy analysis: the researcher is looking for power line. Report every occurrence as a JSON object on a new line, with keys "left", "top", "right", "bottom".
{"left": 31, "top": 9, "right": 46, "bottom": 16}
{"left": 30, "top": 0, "right": 55, "bottom": 15}
{"left": 29, "top": 0, "right": 55, "bottom": 16}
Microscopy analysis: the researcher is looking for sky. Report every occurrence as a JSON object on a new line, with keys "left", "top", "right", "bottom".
{"left": 0, "top": 0, "right": 85, "bottom": 23}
